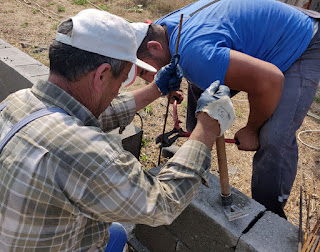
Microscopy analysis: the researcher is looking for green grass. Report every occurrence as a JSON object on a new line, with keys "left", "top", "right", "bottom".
{"left": 52, "top": 23, "right": 59, "bottom": 30}
{"left": 99, "top": 4, "right": 109, "bottom": 11}
{"left": 141, "top": 137, "right": 151, "bottom": 147}
{"left": 21, "top": 22, "right": 29, "bottom": 28}
{"left": 72, "top": 0, "right": 87, "bottom": 5}
{"left": 235, "top": 108, "right": 242, "bottom": 118}
{"left": 181, "top": 100, "right": 188, "bottom": 109}
{"left": 143, "top": 105, "right": 153, "bottom": 115}
{"left": 57, "top": 5, "right": 65, "bottom": 12}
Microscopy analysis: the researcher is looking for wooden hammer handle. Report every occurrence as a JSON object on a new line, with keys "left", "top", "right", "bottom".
{"left": 216, "top": 134, "right": 231, "bottom": 197}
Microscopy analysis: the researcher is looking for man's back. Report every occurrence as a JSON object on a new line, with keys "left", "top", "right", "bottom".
{"left": 0, "top": 82, "right": 119, "bottom": 251}
{"left": 155, "top": 0, "right": 314, "bottom": 89}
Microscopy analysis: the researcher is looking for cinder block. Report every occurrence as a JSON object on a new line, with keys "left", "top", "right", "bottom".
{"left": 0, "top": 39, "right": 49, "bottom": 102}
{"left": 236, "top": 211, "right": 299, "bottom": 252}
{"left": 134, "top": 173, "right": 267, "bottom": 252}
{"left": 134, "top": 225, "right": 190, "bottom": 252}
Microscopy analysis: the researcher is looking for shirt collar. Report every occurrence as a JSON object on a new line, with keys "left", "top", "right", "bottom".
{"left": 31, "top": 80, "right": 101, "bottom": 128}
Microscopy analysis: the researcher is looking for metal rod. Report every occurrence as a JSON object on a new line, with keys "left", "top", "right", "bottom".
{"left": 306, "top": 195, "right": 311, "bottom": 242}
{"left": 158, "top": 13, "right": 184, "bottom": 166}
{"left": 299, "top": 183, "right": 303, "bottom": 252}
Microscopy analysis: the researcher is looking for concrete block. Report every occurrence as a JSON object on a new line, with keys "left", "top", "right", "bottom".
{"left": 162, "top": 145, "right": 180, "bottom": 158}
{"left": 14, "top": 64, "right": 49, "bottom": 78}
{"left": 0, "top": 60, "right": 32, "bottom": 101}
{"left": 0, "top": 39, "right": 49, "bottom": 102}
{"left": 134, "top": 225, "right": 190, "bottom": 252}
{"left": 236, "top": 211, "right": 299, "bottom": 252}
{"left": 134, "top": 173, "right": 267, "bottom": 252}
{"left": 109, "top": 123, "right": 142, "bottom": 160}
{"left": 0, "top": 39, "right": 11, "bottom": 49}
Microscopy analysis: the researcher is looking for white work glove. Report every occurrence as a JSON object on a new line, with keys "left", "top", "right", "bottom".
{"left": 195, "top": 81, "right": 235, "bottom": 136}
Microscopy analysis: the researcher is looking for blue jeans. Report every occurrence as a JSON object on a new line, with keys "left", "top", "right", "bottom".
{"left": 186, "top": 21, "right": 320, "bottom": 218}
{"left": 105, "top": 223, "right": 127, "bottom": 252}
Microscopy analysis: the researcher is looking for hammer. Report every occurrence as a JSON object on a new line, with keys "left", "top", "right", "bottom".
{"left": 216, "top": 134, "right": 248, "bottom": 221}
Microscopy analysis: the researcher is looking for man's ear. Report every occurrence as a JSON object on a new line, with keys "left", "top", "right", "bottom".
{"left": 147, "top": 41, "right": 164, "bottom": 57}
{"left": 93, "top": 63, "right": 111, "bottom": 92}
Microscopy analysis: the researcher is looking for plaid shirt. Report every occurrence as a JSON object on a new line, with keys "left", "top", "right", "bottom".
{"left": 0, "top": 80, "right": 211, "bottom": 251}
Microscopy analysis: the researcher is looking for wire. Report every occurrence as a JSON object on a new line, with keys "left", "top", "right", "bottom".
{"left": 16, "top": 0, "right": 64, "bottom": 22}
{"left": 297, "top": 130, "right": 320, "bottom": 150}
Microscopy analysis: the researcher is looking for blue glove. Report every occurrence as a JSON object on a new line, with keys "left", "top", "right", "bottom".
{"left": 154, "top": 54, "right": 183, "bottom": 96}
{"left": 195, "top": 81, "right": 235, "bottom": 136}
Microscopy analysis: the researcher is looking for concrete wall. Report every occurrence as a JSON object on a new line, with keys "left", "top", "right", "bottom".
{"left": 125, "top": 169, "right": 299, "bottom": 252}
{"left": 0, "top": 39, "right": 49, "bottom": 102}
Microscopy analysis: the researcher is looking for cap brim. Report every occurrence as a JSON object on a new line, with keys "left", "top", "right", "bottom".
{"left": 123, "top": 64, "right": 137, "bottom": 87}
{"left": 134, "top": 58, "right": 157, "bottom": 73}
{"left": 123, "top": 59, "right": 157, "bottom": 87}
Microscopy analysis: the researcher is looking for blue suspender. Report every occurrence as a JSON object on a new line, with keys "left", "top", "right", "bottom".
{"left": 0, "top": 101, "right": 8, "bottom": 111}
{"left": 0, "top": 102, "right": 68, "bottom": 153}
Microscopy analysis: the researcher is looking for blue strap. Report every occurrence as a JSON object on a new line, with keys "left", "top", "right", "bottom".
{"left": 0, "top": 101, "right": 8, "bottom": 112}
{"left": 0, "top": 107, "right": 68, "bottom": 153}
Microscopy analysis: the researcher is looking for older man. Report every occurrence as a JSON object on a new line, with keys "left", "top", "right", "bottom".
{"left": 0, "top": 9, "right": 235, "bottom": 251}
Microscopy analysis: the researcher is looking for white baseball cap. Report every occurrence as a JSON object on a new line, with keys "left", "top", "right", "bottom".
{"left": 55, "top": 9, "right": 156, "bottom": 85}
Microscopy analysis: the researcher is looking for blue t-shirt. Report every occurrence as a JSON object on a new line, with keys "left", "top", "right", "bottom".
{"left": 154, "top": 0, "right": 313, "bottom": 90}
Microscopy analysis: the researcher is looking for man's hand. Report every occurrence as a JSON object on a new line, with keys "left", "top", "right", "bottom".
{"left": 195, "top": 81, "right": 235, "bottom": 136}
{"left": 234, "top": 126, "right": 260, "bottom": 151}
{"left": 169, "top": 90, "right": 184, "bottom": 104}
{"left": 154, "top": 54, "right": 183, "bottom": 96}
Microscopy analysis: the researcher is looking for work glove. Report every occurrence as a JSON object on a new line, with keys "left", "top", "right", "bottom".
{"left": 195, "top": 81, "right": 235, "bottom": 136}
{"left": 154, "top": 54, "right": 183, "bottom": 96}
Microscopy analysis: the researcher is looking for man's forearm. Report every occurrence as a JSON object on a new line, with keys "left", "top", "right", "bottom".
{"left": 189, "top": 112, "right": 220, "bottom": 149}
{"left": 131, "top": 81, "right": 161, "bottom": 112}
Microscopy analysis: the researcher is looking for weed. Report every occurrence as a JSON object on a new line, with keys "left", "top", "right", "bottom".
{"left": 99, "top": 4, "right": 109, "bottom": 11}
{"left": 47, "top": 2, "right": 55, "bottom": 6}
{"left": 141, "top": 137, "right": 151, "bottom": 147}
{"left": 139, "top": 0, "right": 195, "bottom": 15}
{"left": 143, "top": 105, "right": 153, "bottom": 115}
{"left": 181, "top": 100, "right": 188, "bottom": 109}
{"left": 141, "top": 155, "right": 147, "bottom": 162}
{"left": 127, "top": 4, "right": 144, "bottom": 13}
{"left": 235, "top": 108, "right": 242, "bottom": 118}
{"left": 33, "top": 9, "right": 39, "bottom": 14}
{"left": 72, "top": 0, "right": 87, "bottom": 5}
{"left": 4, "top": 10, "right": 14, "bottom": 14}
{"left": 315, "top": 95, "right": 320, "bottom": 103}
{"left": 57, "top": 5, "right": 65, "bottom": 12}
{"left": 52, "top": 23, "right": 59, "bottom": 30}
{"left": 21, "top": 22, "right": 29, "bottom": 28}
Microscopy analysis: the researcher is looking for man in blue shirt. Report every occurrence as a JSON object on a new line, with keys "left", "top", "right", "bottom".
{"left": 133, "top": 0, "right": 320, "bottom": 218}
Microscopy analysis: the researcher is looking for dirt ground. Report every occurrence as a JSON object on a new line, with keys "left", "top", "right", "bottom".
{"left": 1, "top": 0, "right": 319, "bottom": 235}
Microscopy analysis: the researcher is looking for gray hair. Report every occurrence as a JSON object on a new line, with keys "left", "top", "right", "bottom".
{"left": 49, "top": 18, "right": 127, "bottom": 82}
